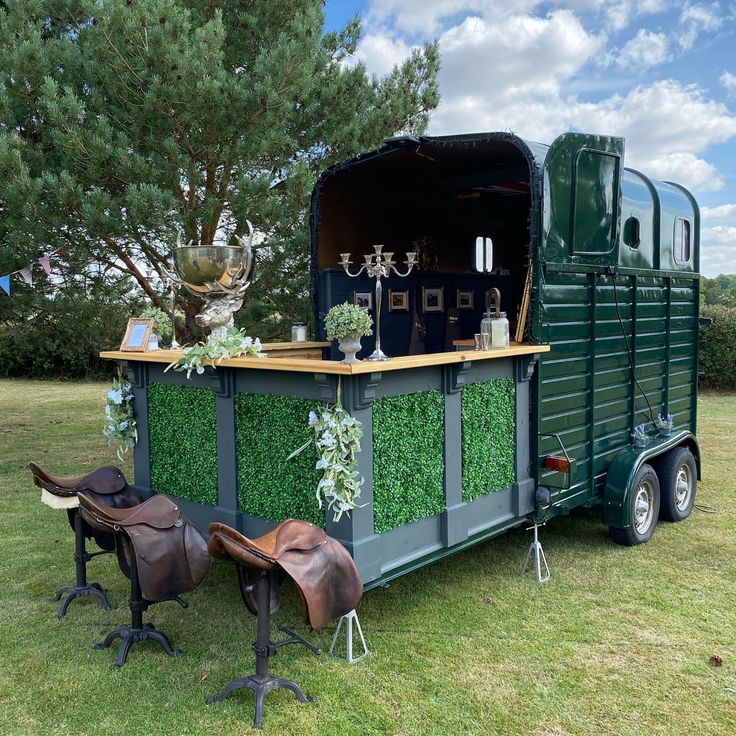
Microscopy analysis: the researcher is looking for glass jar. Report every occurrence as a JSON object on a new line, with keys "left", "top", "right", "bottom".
{"left": 491, "top": 312, "right": 509, "bottom": 348}
{"left": 148, "top": 333, "right": 160, "bottom": 351}
{"left": 291, "top": 323, "right": 308, "bottom": 342}
{"left": 480, "top": 310, "right": 493, "bottom": 350}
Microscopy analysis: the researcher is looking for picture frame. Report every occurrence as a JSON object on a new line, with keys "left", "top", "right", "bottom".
{"left": 422, "top": 286, "right": 444, "bottom": 314}
{"left": 120, "top": 318, "right": 154, "bottom": 352}
{"left": 388, "top": 289, "right": 409, "bottom": 312}
{"left": 457, "top": 290, "right": 474, "bottom": 310}
{"left": 353, "top": 291, "right": 373, "bottom": 310}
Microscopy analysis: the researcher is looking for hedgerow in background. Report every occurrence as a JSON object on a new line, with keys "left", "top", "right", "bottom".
{"left": 148, "top": 383, "right": 218, "bottom": 505}
{"left": 461, "top": 379, "right": 516, "bottom": 502}
{"left": 236, "top": 393, "right": 324, "bottom": 527}
{"left": 699, "top": 305, "right": 736, "bottom": 389}
{"left": 372, "top": 390, "right": 445, "bottom": 533}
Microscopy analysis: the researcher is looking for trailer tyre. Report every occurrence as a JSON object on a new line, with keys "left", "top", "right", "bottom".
{"left": 658, "top": 447, "right": 697, "bottom": 522}
{"left": 609, "top": 464, "right": 660, "bottom": 546}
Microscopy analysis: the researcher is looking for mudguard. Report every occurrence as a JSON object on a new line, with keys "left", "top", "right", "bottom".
{"left": 603, "top": 431, "right": 700, "bottom": 528}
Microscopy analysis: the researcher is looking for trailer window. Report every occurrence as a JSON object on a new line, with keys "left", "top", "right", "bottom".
{"left": 673, "top": 217, "right": 691, "bottom": 264}
{"left": 473, "top": 236, "right": 494, "bottom": 272}
{"left": 624, "top": 216, "right": 640, "bottom": 249}
{"left": 572, "top": 149, "right": 619, "bottom": 255}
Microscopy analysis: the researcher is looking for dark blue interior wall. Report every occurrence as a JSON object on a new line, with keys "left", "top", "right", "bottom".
{"left": 316, "top": 269, "right": 516, "bottom": 358}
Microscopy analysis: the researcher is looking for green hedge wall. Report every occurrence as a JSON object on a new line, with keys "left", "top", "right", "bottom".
{"left": 372, "top": 390, "right": 445, "bottom": 533}
{"left": 461, "top": 378, "right": 516, "bottom": 502}
{"left": 235, "top": 393, "right": 325, "bottom": 527}
{"left": 148, "top": 383, "right": 218, "bottom": 505}
{"left": 699, "top": 305, "right": 736, "bottom": 389}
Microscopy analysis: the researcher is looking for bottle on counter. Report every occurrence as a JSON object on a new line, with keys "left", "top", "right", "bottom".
{"left": 491, "top": 312, "right": 509, "bottom": 348}
{"left": 480, "top": 310, "right": 493, "bottom": 350}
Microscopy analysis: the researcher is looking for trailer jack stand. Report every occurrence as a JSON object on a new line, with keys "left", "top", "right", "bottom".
{"left": 521, "top": 524, "right": 550, "bottom": 583}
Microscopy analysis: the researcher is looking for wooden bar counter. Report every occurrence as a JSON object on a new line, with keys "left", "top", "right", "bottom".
{"left": 102, "top": 341, "right": 549, "bottom": 589}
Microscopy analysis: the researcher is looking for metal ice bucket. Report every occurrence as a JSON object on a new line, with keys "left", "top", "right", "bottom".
{"left": 173, "top": 245, "right": 252, "bottom": 295}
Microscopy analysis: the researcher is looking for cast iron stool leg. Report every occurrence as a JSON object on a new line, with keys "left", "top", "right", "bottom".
{"left": 93, "top": 551, "right": 181, "bottom": 667}
{"left": 207, "top": 569, "right": 316, "bottom": 729}
{"left": 53, "top": 509, "right": 112, "bottom": 618}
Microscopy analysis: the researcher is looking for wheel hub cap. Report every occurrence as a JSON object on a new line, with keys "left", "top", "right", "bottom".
{"left": 675, "top": 466, "right": 692, "bottom": 510}
{"left": 634, "top": 482, "right": 655, "bottom": 534}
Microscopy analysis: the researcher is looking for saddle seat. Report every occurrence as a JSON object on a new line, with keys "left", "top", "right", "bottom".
{"left": 208, "top": 520, "right": 362, "bottom": 630}
{"left": 206, "top": 520, "right": 363, "bottom": 728}
{"left": 28, "top": 462, "right": 146, "bottom": 618}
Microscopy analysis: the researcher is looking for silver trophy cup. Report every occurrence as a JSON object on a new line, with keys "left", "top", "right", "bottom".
{"left": 172, "top": 222, "right": 254, "bottom": 341}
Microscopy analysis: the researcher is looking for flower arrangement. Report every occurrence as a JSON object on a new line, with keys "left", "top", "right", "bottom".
{"left": 103, "top": 370, "right": 138, "bottom": 460}
{"left": 655, "top": 413, "right": 674, "bottom": 436}
{"left": 631, "top": 423, "right": 649, "bottom": 446}
{"left": 288, "top": 389, "right": 364, "bottom": 522}
{"left": 165, "top": 327, "right": 265, "bottom": 379}
{"left": 325, "top": 302, "right": 373, "bottom": 341}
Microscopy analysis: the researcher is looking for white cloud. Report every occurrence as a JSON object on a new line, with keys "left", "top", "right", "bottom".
{"left": 643, "top": 152, "right": 723, "bottom": 191}
{"left": 701, "top": 226, "right": 736, "bottom": 276}
{"left": 721, "top": 71, "right": 736, "bottom": 94}
{"left": 701, "top": 203, "right": 736, "bottom": 219}
{"left": 348, "top": 33, "right": 414, "bottom": 76}
{"left": 677, "top": 2, "right": 723, "bottom": 51}
{"left": 600, "top": 0, "right": 668, "bottom": 32}
{"left": 612, "top": 29, "right": 671, "bottom": 70}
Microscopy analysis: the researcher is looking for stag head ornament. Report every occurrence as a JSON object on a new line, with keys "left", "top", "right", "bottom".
{"left": 171, "top": 221, "right": 255, "bottom": 341}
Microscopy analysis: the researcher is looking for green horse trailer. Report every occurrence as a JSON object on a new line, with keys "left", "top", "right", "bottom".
{"left": 108, "top": 130, "right": 701, "bottom": 588}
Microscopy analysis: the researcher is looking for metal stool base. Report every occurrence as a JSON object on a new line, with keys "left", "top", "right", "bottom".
{"left": 94, "top": 622, "right": 181, "bottom": 668}
{"left": 52, "top": 582, "right": 111, "bottom": 619}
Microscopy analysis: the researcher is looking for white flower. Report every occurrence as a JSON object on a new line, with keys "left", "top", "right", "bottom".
{"left": 106, "top": 388, "right": 124, "bottom": 405}
{"left": 316, "top": 458, "right": 329, "bottom": 470}
{"left": 254, "top": 338, "right": 262, "bottom": 351}
{"left": 118, "top": 420, "right": 128, "bottom": 430}
{"left": 308, "top": 411, "right": 318, "bottom": 426}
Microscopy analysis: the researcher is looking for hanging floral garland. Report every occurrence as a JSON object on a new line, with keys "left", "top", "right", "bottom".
{"left": 289, "top": 380, "right": 364, "bottom": 522}
{"left": 103, "top": 369, "right": 138, "bottom": 460}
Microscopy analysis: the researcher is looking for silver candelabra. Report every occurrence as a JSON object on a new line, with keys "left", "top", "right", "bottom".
{"left": 339, "top": 244, "right": 417, "bottom": 361}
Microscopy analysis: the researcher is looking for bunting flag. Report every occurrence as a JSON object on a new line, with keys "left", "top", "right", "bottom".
{"left": 0, "top": 248, "right": 62, "bottom": 296}
{"left": 38, "top": 255, "right": 52, "bottom": 275}
{"left": 17, "top": 267, "right": 33, "bottom": 287}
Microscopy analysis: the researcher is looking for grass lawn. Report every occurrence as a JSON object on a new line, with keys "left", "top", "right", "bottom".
{"left": 0, "top": 379, "right": 735, "bottom": 736}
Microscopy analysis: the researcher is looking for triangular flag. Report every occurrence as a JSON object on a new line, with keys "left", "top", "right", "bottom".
{"left": 17, "top": 266, "right": 33, "bottom": 287}
{"left": 39, "top": 255, "right": 52, "bottom": 275}
{"left": 0, "top": 274, "right": 10, "bottom": 295}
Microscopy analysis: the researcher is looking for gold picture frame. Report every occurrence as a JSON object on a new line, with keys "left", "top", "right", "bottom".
{"left": 388, "top": 289, "right": 409, "bottom": 312}
{"left": 120, "top": 318, "right": 154, "bottom": 352}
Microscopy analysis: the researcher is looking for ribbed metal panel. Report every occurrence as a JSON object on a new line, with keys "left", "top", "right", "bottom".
{"left": 536, "top": 270, "right": 698, "bottom": 514}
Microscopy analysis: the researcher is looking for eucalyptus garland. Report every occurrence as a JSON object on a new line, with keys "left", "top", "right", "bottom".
{"left": 288, "top": 387, "right": 364, "bottom": 522}
{"left": 103, "top": 370, "right": 138, "bottom": 460}
{"left": 165, "top": 327, "right": 265, "bottom": 379}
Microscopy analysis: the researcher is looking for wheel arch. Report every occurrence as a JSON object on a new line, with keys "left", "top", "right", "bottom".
{"left": 603, "top": 431, "right": 700, "bottom": 528}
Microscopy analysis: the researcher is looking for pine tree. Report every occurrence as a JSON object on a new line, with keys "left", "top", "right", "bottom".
{"left": 0, "top": 0, "right": 439, "bottom": 342}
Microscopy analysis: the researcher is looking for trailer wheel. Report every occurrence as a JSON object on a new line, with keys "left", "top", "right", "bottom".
{"left": 609, "top": 464, "right": 660, "bottom": 546}
{"left": 658, "top": 446, "right": 697, "bottom": 522}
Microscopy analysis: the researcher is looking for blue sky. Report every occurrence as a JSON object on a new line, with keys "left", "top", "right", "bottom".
{"left": 325, "top": 1, "right": 736, "bottom": 276}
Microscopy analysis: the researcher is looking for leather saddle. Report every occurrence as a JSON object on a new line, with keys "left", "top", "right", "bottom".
{"left": 29, "top": 462, "right": 145, "bottom": 552}
{"left": 78, "top": 492, "right": 212, "bottom": 603}
{"left": 208, "top": 519, "right": 363, "bottom": 631}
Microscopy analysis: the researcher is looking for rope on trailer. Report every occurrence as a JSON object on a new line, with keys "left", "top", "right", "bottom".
{"left": 610, "top": 270, "right": 657, "bottom": 428}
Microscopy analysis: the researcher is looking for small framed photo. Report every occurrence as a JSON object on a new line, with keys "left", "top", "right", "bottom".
{"left": 388, "top": 289, "right": 409, "bottom": 312}
{"left": 457, "top": 290, "right": 474, "bottom": 310}
{"left": 353, "top": 291, "right": 373, "bottom": 310}
{"left": 422, "top": 286, "right": 444, "bottom": 314}
{"left": 120, "top": 318, "right": 154, "bottom": 352}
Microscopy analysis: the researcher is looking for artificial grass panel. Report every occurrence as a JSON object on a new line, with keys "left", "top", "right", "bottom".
{"left": 148, "top": 382, "right": 218, "bottom": 505}
{"left": 235, "top": 393, "right": 325, "bottom": 526}
{"left": 372, "top": 390, "right": 445, "bottom": 533}
{"left": 461, "top": 378, "right": 516, "bottom": 502}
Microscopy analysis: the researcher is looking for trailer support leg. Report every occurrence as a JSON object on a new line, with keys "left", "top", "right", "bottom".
{"left": 521, "top": 524, "right": 550, "bottom": 583}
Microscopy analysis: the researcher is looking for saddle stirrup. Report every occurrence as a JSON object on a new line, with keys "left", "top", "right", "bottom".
{"left": 93, "top": 543, "right": 181, "bottom": 668}
{"left": 520, "top": 523, "right": 551, "bottom": 583}
{"left": 207, "top": 568, "right": 318, "bottom": 729}
{"left": 53, "top": 509, "right": 113, "bottom": 618}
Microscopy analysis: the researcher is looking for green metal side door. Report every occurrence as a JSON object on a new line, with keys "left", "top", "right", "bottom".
{"left": 536, "top": 133, "right": 626, "bottom": 513}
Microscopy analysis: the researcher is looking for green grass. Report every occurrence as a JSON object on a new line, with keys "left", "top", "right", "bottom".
{"left": 1, "top": 378, "right": 735, "bottom": 736}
